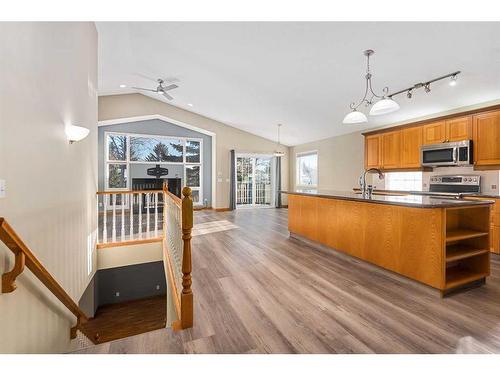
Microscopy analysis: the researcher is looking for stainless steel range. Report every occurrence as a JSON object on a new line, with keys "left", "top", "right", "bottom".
{"left": 427, "top": 175, "right": 481, "bottom": 197}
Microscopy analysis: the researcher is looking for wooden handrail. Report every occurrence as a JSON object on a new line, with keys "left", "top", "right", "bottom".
{"left": 162, "top": 183, "right": 194, "bottom": 329}
{"left": 96, "top": 189, "right": 163, "bottom": 195}
{"left": 0, "top": 218, "right": 98, "bottom": 344}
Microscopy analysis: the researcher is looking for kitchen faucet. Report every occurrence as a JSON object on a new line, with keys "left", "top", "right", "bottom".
{"left": 359, "top": 168, "right": 385, "bottom": 197}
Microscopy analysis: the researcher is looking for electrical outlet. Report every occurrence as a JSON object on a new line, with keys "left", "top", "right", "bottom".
{"left": 492, "top": 184, "right": 497, "bottom": 190}
{"left": 156, "top": 285, "right": 160, "bottom": 290}
{"left": 0, "top": 179, "right": 5, "bottom": 198}
{"left": 115, "top": 291, "right": 120, "bottom": 297}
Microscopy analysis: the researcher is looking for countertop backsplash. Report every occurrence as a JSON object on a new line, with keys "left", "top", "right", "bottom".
{"left": 369, "top": 166, "right": 499, "bottom": 195}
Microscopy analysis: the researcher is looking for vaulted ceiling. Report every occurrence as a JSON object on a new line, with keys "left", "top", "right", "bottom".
{"left": 97, "top": 22, "right": 500, "bottom": 146}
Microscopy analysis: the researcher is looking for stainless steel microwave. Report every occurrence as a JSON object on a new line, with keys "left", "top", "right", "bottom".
{"left": 421, "top": 140, "right": 473, "bottom": 167}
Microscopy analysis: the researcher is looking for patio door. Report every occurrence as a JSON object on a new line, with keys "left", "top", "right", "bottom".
{"left": 236, "top": 155, "right": 273, "bottom": 207}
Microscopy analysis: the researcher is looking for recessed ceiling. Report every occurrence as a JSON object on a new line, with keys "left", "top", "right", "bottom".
{"left": 96, "top": 22, "right": 500, "bottom": 146}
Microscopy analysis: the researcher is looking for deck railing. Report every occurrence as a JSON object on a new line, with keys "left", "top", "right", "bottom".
{"left": 237, "top": 182, "right": 272, "bottom": 205}
{"left": 162, "top": 184, "right": 193, "bottom": 329}
{"left": 96, "top": 190, "right": 164, "bottom": 248}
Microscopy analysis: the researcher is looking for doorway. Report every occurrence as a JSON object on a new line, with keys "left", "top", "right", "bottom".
{"left": 236, "top": 155, "right": 274, "bottom": 207}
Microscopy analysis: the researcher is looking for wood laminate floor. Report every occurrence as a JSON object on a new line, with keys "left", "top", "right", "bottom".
{"left": 75, "top": 208, "right": 500, "bottom": 354}
{"left": 82, "top": 295, "right": 166, "bottom": 344}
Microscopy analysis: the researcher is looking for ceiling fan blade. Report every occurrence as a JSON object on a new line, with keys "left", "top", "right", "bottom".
{"left": 162, "top": 92, "right": 174, "bottom": 101}
{"left": 162, "top": 84, "right": 178, "bottom": 91}
{"left": 131, "top": 87, "right": 158, "bottom": 92}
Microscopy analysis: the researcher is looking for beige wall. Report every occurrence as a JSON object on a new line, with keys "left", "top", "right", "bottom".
{"left": 97, "top": 242, "right": 163, "bottom": 270}
{"left": 290, "top": 131, "right": 365, "bottom": 191}
{"left": 0, "top": 22, "right": 98, "bottom": 353}
{"left": 98, "top": 94, "right": 289, "bottom": 208}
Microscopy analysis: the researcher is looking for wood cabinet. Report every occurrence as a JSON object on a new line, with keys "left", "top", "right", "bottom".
{"left": 363, "top": 105, "right": 500, "bottom": 171}
{"left": 381, "top": 131, "right": 401, "bottom": 169}
{"left": 423, "top": 121, "right": 446, "bottom": 144}
{"left": 463, "top": 196, "right": 500, "bottom": 254}
{"left": 400, "top": 126, "right": 423, "bottom": 168}
{"left": 446, "top": 116, "right": 472, "bottom": 142}
{"left": 473, "top": 110, "right": 500, "bottom": 166}
{"left": 365, "top": 134, "right": 381, "bottom": 169}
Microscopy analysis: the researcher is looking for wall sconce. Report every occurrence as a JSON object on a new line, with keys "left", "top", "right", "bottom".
{"left": 65, "top": 124, "right": 90, "bottom": 144}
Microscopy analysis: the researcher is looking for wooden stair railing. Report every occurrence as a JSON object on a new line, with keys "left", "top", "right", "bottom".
{"left": 0, "top": 218, "right": 99, "bottom": 344}
{"left": 162, "top": 184, "right": 194, "bottom": 330}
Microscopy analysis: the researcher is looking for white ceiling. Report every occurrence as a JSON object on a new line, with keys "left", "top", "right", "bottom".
{"left": 96, "top": 22, "right": 500, "bottom": 146}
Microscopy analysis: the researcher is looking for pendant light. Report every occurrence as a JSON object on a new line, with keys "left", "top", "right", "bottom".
{"left": 343, "top": 49, "right": 398, "bottom": 124}
{"left": 343, "top": 50, "right": 461, "bottom": 124}
{"left": 343, "top": 110, "right": 368, "bottom": 124}
{"left": 273, "top": 124, "right": 285, "bottom": 157}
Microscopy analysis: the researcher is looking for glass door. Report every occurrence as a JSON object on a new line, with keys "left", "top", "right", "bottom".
{"left": 236, "top": 155, "right": 273, "bottom": 207}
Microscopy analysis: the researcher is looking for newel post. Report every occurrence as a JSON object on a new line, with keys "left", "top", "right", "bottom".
{"left": 181, "top": 187, "right": 194, "bottom": 328}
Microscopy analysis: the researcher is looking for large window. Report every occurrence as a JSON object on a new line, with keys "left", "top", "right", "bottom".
{"left": 385, "top": 171, "right": 422, "bottom": 191}
{"left": 296, "top": 151, "right": 318, "bottom": 188}
{"left": 105, "top": 132, "right": 203, "bottom": 204}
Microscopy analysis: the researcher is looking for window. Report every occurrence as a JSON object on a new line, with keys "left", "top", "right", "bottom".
{"left": 130, "top": 136, "right": 183, "bottom": 163}
{"left": 186, "top": 140, "right": 201, "bottom": 163}
{"left": 296, "top": 151, "right": 318, "bottom": 187}
{"left": 104, "top": 132, "right": 203, "bottom": 204}
{"left": 385, "top": 172, "right": 423, "bottom": 191}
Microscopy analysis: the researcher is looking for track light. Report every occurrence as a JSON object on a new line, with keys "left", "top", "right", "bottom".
{"left": 424, "top": 83, "right": 431, "bottom": 93}
{"left": 449, "top": 75, "right": 458, "bottom": 86}
{"left": 407, "top": 90, "right": 413, "bottom": 99}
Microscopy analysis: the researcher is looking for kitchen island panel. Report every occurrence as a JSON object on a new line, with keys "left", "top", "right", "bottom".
{"left": 288, "top": 194, "right": 445, "bottom": 289}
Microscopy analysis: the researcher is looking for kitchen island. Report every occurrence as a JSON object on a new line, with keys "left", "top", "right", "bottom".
{"left": 282, "top": 189, "right": 494, "bottom": 295}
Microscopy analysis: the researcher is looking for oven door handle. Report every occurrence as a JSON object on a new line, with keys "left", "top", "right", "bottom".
{"left": 453, "top": 147, "right": 458, "bottom": 163}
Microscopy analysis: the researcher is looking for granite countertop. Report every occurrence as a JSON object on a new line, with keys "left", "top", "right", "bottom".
{"left": 280, "top": 189, "right": 494, "bottom": 208}
{"left": 351, "top": 188, "right": 500, "bottom": 199}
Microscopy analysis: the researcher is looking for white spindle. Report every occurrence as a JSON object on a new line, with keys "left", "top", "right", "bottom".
{"left": 121, "top": 193, "right": 125, "bottom": 241}
{"left": 103, "top": 195, "right": 108, "bottom": 243}
{"left": 138, "top": 193, "right": 142, "bottom": 239}
{"left": 112, "top": 194, "right": 116, "bottom": 243}
{"left": 146, "top": 193, "right": 151, "bottom": 237}
{"left": 154, "top": 192, "right": 158, "bottom": 238}
{"left": 129, "top": 193, "right": 133, "bottom": 241}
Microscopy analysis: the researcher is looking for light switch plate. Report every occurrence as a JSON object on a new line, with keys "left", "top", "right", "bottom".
{"left": 0, "top": 179, "right": 5, "bottom": 198}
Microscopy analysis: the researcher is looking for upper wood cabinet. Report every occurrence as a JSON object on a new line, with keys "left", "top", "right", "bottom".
{"left": 445, "top": 116, "right": 472, "bottom": 142}
{"left": 400, "top": 126, "right": 423, "bottom": 168}
{"left": 363, "top": 105, "right": 500, "bottom": 171}
{"left": 423, "top": 121, "right": 446, "bottom": 144}
{"left": 365, "top": 134, "right": 381, "bottom": 169}
{"left": 381, "top": 131, "right": 401, "bottom": 170}
{"left": 473, "top": 110, "right": 500, "bottom": 166}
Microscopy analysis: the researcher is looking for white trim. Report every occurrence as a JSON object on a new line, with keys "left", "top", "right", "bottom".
{"left": 100, "top": 114, "right": 217, "bottom": 208}
{"left": 98, "top": 114, "right": 216, "bottom": 137}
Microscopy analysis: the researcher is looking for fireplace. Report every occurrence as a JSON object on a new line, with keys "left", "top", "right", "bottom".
{"left": 132, "top": 178, "right": 182, "bottom": 212}
{"left": 132, "top": 178, "right": 182, "bottom": 198}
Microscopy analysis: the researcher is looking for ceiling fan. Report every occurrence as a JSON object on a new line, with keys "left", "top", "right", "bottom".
{"left": 132, "top": 78, "right": 178, "bottom": 100}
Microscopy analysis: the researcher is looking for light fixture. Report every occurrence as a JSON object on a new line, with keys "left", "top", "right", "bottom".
{"left": 343, "top": 110, "right": 368, "bottom": 124}
{"left": 187, "top": 103, "right": 193, "bottom": 107}
{"left": 65, "top": 124, "right": 90, "bottom": 144}
{"left": 273, "top": 124, "right": 285, "bottom": 157}
{"left": 343, "top": 50, "right": 399, "bottom": 124}
{"left": 119, "top": 84, "right": 127, "bottom": 88}
{"left": 369, "top": 98, "right": 400, "bottom": 116}
{"left": 343, "top": 49, "right": 461, "bottom": 124}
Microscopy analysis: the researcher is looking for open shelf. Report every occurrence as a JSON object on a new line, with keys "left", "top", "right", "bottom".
{"left": 445, "top": 265, "right": 488, "bottom": 290}
{"left": 445, "top": 229, "right": 489, "bottom": 243}
{"left": 446, "top": 244, "right": 489, "bottom": 263}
